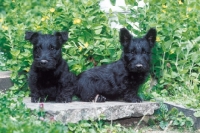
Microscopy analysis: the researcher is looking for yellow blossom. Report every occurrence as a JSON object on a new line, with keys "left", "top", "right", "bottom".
{"left": 41, "top": 16, "right": 49, "bottom": 21}
{"left": 73, "top": 18, "right": 81, "bottom": 24}
{"left": 186, "top": 15, "right": 189, "bottom": 18}
{"left": 45, "top": 16, "right": 49, "bottom": 19}
{"left": 156, "top": 37, "right": 160, "bottom": 42}
{"left": 2, "top": 25, "right": 8, "bottom": 30}
{"left": 0, "top": 18, "right": 3, "bottom": 22}
{"left": 178, "top": 0, "right": 183, "bottom": 4}
{"left": 41, "top": 17, "right": 45, "bottom": 21}
{"left": 84, "top": 42, "right": 89, "bottom": 48}
{"left": 161, "top": 10, "right": 166, "bottom": 13}
{"left": 187, "top": 8, "right": 192, "bottom": 12}
{"left": 50, "top": 8, "right": 55, "bottom": 13}
{"left": 162, "top": 5, "right": 167, "bottom": 8}
{"left": 36, "top": 25, "right": 41, "bottom": 29}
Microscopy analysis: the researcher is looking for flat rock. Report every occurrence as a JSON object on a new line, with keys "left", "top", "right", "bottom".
{"left": 0, "top": 71, "right": 13, "bottom": 92}
{"left": 23, "top": 97, "right": 159, "bottom": 123}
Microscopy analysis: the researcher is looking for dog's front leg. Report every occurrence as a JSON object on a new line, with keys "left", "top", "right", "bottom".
{"left": 56, "top": 87, "right": 73, "bottom": 103}
{"left": 123, "top": 89, "right": 142, "bottom": 103}
{"left": 29, "top": 72, "right": 47, "bottom": 102}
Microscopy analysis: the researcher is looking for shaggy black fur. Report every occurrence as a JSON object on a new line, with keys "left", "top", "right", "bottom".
{"left": 25, "top": 31, "right": 76, "bottom": 103}
{"left": 75, "top": 28, "right": 156, "bottom": 102}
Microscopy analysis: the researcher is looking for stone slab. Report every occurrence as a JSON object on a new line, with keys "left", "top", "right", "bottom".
{"left": 165, "top": 102, "right": 200, "bottom": 129}
{"left": 0, "top": 71, "right": 13, "bottom": 92}
{"left": 24, "top": 97, "right": 159, "bottom": 123}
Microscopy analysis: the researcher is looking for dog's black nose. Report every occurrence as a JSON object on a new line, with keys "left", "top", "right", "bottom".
{"left": 136, "top": 64, "right": 143, "bottom": 69}
{"left": 40, "top": 60, "right": 48, "bottom": 65}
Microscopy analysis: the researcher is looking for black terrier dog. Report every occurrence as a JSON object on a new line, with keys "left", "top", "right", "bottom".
{"left": 75, "top": 28, "right": 156, "bottom": 102}
{"left": 25, "top": 31, "right": 76, "bottom": 103}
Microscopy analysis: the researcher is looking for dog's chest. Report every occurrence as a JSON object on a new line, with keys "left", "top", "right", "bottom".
{"left": 37, "top": 74, "right": 59, "bottom": 89}
{"left": 123, "top": 73, "right": 145, "bottom": 87}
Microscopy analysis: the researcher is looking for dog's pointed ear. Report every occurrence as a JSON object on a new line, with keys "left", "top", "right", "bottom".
{"left": 144, "top": 28, "right": 157, "bottom": 47}
{"left": 25, "top": 31, "right": 39, "bottom": 44}
{"left": 119, "top": 28, "right": 132, "bottom": 47}
{"left": 55, "top": 32, "right": 68, "bottom": 44}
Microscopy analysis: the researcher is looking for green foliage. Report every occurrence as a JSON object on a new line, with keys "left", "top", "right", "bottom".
{"left": 149, "top": 103, "right": 194, "bottom": 130}
{"left": 0, "top": 0, "right": 120, "bottom": 94}
{"left": 194, "top": 110, "right": 200, "bottom": 117}
{"left": 0, "top": 0, "right": 199, "bottom": 131}
{"left": 117, "top": 0, "right": 200, "bottom": 109}
{"left": 1, "top": 0, "right": 199, "bottom": 109}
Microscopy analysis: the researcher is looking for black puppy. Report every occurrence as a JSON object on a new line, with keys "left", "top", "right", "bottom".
{"left": 25, "top": 31, "right": 76, "bottom": 103}
{"left": 75, "top": 28, "right": 156, "bottom": 102}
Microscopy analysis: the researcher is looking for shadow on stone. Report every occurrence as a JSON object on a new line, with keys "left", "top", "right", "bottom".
{"left": 0, "top": 71, "right": 13, "bottom": 92}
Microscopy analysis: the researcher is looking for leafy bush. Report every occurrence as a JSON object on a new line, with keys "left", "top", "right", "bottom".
{"left": 0, "top": 0, "right": 120, "bottom": 95}
{"left": 0, "top": 0, "right": 199, "bottom": 131}
{"left": 117, "top": 0, "right": 200, "bottom": 109}
{"left": 0, "top": 0, "right": 199, "bottom": 109}
{"left": 148, "top": 103, "right": 194, "bottom": 131}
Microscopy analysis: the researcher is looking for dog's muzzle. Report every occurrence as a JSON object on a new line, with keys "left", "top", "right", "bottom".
{"left": 40, "top": 60, "right": 48, "bottom": 65}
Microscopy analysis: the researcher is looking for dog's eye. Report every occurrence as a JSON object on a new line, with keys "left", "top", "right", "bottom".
{"left": 142, "top": 51, "right": 147, "bottom": 54}
{"left": 35, "top": 46, "right": 41, "bottom": 50}
{"left": 50, "top": 45, "right": 55, "bottom": 50}
{"left": 131, "top": 50, "right": 136, "bottom": 54}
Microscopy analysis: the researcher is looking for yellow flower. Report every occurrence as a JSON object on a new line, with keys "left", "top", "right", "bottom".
{"left": 2, "top": 25, "right": 8, "bottom": 30}
{"left": 161, "top": 10, "right": 166, "bottom": 13}
{"left": 156, "top": 37, "right": 160, "bottom": 42}
{"left": 84, "top": 42, "right": 89, "bottom": 48}
{"left": 187, "top": 8, "right": 192, "bottom": 12}
{"left": 50, "top": 8, "right": 55, "bottom": 13}
{"left": 41, "top": 17, "right": 45, "bottom": 21}
{"left": 186, "top": 15, "right": 189, "bottom": 18}
{"left": 41, "top": 16, "right": 49, "bottom": 21}
{"left": 45, "top": 16, "right": 49, "bottom": 19}
{"left": 162, "top": 5, "right": 167, "bottom": 8}
{"left": 178, "top": 0, "right": 183, "bottom": 4}
{"left": 36, "top": 25, "right": 40, "bottom": 29}
{"left": 0, "top": 18, "right": 3, "bottom": 22}
{"left": 73, "top": 18, "right": 81, "bottom": 24}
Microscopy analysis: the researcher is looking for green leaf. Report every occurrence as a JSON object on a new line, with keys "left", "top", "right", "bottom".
{"left": 100, "top": 59, "right": 111, "bottom": 63}
{"left": 110, "top": 0, "right": 116, "bottom": 6}
{"left": 94, "top": 29, "right": 102, "bottom": 34}
{"left": 159, "top": 121, "right": 168, "bottom": 130}
{"left": 11, "top": 49, "right": 20, "bottom": 56}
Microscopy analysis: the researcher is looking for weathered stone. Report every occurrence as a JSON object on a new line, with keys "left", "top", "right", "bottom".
{"left": 165, "top": 102, "right": 200, "bottom": 130}
{"left": 0, "top": 71, "right": 13, "bottom": 92}
{"left": 23, "top": 97, "right": 159, "bottom": 123}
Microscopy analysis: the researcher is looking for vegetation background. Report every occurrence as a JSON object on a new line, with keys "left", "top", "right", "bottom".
{"left": 0, "top": 0, "right": 199, "bottom": 132}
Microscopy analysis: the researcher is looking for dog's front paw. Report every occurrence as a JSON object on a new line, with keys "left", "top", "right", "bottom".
{"left": 31, "top": 97, "right": 43, "bottom": 103}
{"left": 56, "top": 97, "right": 72, "bottom": 103}
{"left": 124, "top": 96, "right": 142, "bottom": 103}
{"left": 131, "top": 96, "right": 142, "bottom": 103}
{"left": 92, "top": 94, "right": 106, "bottom": 102}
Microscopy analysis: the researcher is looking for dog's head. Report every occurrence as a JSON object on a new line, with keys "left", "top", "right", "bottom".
{"left": 120, "top": 28, "right": 157, "bottom": 72}
{"left": 25, "top": 31, "right": 68, "bottom": 70}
